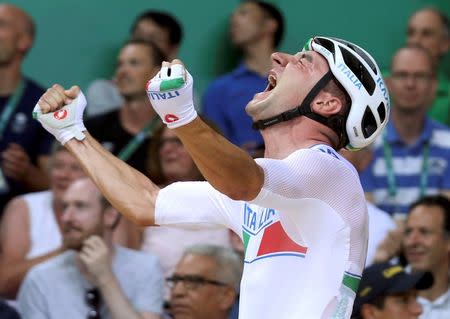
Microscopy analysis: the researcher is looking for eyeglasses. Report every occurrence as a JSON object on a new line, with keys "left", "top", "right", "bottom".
{"left": 391, "top": 71, "right": 433, "bottom": 84}
{"left": 166, "top": 275, "right": 227, "bottom": 290}
{"left": 85, "top": 288, "right": 101, "bottom": 319}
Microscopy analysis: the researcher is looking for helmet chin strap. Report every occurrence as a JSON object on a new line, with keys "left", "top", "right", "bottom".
{"left": 252, "top": 71, "right": 348, "bottom": 148}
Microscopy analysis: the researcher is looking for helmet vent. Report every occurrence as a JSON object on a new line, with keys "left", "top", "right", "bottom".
{"left": 362, "top": 106, "right": 377, "bottom": 138}
{"left": 331, "top": 37, "right": 378, "bottom": 75}
{"left": 314, "top": 37, "right": 335, "bottom": 60}
{"left": 377, "top": 102, "right": 386, "bottom": 123}
{"left": 340, "top": 45, "right": 376, "bottom": 95}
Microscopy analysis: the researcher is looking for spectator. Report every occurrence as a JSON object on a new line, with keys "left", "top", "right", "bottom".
{"left": 403, "top": 195, "right": 450, "bottom": 318}
{"left": 202, "top": 0, "right": 284, "bottom": 152}
{"left": 166, "top": 244, "right": 242, "bottom": 319}
{"left": 360, "top": 46, "right": 450, "bottom": 217}
{"left": 0, "top": 4, "right": 53, "bottom": 213}
{"left": 142, "top": 122, "right": 232, "bottom": 281}
{"left": 17, "top": 178, "right": 163, "bottom": 319}
{"left": 86, "top": 10, "right": 183, "bottom": 118}
{"left": 85, "top": 39, "right": 165, "bottom": 174}
{"left": 351, "top": 261, "right": 432, "bottom": 319}
{"left": 406, "top": 8, "right": 450, "bottom": 126}
{"left": 340, "top": 148, "right": 396, "bottom": 266}
{"left": 0, "top": 144, "right": 84, "bottom": 299}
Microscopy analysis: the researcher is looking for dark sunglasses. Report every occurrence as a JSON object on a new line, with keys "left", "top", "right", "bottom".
{"left": 85, "top": 288, "right": 101, "bottom": 319}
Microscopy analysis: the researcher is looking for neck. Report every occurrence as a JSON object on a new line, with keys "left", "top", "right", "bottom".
{"left": 120, "top": 97, "right": 157, "bottom": 134}
{"left": 392, "top": 108, "right": 426, "bottom": 145}
{"left": 0, "top": 59, "right": 22, "bottom": 95}
{"left": 419, "top": 267, "right": 449, "bottom": 302}
{"left": 262, "top": 117, "right": 336, "bottom": 159}
{"left": 243, "top": 39, "right": 274, "bottom": 76}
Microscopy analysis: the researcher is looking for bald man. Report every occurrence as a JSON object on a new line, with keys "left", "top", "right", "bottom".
{"left": 0, "top": 4, "right": 53, "bottom": 214}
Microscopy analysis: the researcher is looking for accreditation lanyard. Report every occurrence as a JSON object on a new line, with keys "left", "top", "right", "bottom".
{"left": 117, "top": 116, "right": 160, "bottom": 162}
{"left": 382, "top": 133, "right": 430, "bottom": 198}
{"left": 0, "top": 78, "right": 25, "bottom": 139}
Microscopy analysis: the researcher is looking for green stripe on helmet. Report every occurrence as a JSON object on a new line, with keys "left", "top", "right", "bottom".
{"left": 302, "top": 38, "right": 313, "bottom": 51}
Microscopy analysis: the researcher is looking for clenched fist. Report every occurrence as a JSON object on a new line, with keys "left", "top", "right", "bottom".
{"left": 33, "top": 84, "right": 87, "bottom": 144}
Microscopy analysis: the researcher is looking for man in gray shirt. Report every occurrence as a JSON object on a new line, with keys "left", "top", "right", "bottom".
{"left": 17, "top": 178, "right": 163, "bottom": 319}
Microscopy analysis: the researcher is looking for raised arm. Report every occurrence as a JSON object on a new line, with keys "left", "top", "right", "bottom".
{"left": 147, "top": 60, "right": 264, "bottom": 201}
{"left": 34, "top": 85, "right": 159, "bottom": 226}
{"left": 174, "top": 118, "right": 263, "bottom": 200}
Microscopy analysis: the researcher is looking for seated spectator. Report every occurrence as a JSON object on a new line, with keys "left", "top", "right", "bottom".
{"left": 403, "top": 195, "right": 450, "bottom": 318}
{"left": 360, "top": 46, "right": 450, "bottom": 217}
{"left": 86, "top": 10, "right": 183, "bottom": 118}
{"left": 406, "top": 8, "right": 450, "bottom": 126}
{"left": 85, "top": 39, "right": 165, "bottom": 174}
{"left": 351, "top": 261, "right": 432, "bottom": 319}
{"left": 202, "top": 0, "right": 284, "bottom": 151}
{"left": 0, "top": 4, "right": 53, "bottom": 213}
{"left": 142, "top": 122, "right": 232, "bottom": 280}
{"left": 0, "top": 144, "right": 85, "bottom": 299}
{"left": 340, "top": 148, "right": 396, "bottom": 266}
{"left": 17, "top": 178, "right": 163, "bottom": 319}
{"left": 166, "top": 244, "right": 243, "bottom": 319}
{"left": 373, "top": 195, "right": 450, "bottom": 318}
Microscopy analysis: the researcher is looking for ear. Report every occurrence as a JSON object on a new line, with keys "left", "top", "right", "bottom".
{"left": 439, "top": 39, "right": 450, "bottom": 56}
{"left": 310, "top": 90, "right": 343, "bottom": 117}
{"left": 263, "top": 18, "right": 277, "bottom": 38}
{"left": 360, "top": 303, "right": 377, "bottom": 319}
{"left": 103, "top": 206, "right": 120, "bottom": 230}
{"left": 17, "top": 32, "right": 32, "bottom": 55}
{"left": 219, "top": 287, "right": 237, "bottom": 311}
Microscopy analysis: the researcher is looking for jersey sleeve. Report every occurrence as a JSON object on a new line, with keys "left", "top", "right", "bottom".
{"left": 155, "top": 181, "right": 242, "bottom": 235}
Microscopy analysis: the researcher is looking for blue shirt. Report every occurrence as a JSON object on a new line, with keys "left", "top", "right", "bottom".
{"left": 202, "top": 63, "right": 267, "bottom": 148}
{"left": 0, "top": 77, "right": 52, "bottom": 212}
{"left": 360, "top": 117, "right": 450, "bottom": 215}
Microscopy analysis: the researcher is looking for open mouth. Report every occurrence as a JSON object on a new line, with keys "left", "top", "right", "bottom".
{"left": 266, "top": 74, "right": 277, "bottom": 91}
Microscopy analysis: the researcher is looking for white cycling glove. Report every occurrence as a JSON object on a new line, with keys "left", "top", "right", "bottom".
{"left": 32, "top": 91, "right": 87, "bottom": 145}
{"left": 146, "top": 63, "right": 197, "bottom": 129}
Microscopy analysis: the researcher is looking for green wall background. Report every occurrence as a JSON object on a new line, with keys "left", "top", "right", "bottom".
{"left": 8, "top": 0, "right": 450, "bottom": 99}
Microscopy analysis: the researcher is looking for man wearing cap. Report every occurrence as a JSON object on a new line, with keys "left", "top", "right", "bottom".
{"left": 352, "top": 262, "right": 433, "bottom": 319}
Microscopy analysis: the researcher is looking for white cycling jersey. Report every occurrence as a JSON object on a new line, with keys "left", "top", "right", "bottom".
{"left": 155, "top": 144, "right": 368, "bottom": 319}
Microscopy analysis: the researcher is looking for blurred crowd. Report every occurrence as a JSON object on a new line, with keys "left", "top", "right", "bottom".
{"left": 0, "top": 1, "right": 448, "bottom": 318}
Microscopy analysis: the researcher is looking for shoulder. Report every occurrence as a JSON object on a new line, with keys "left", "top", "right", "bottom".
{"left": 26, "top": 251, "right": 73, "bottom": 281}
{"left": 430, "top": 120, "right": 450, "bottom": 148}
{"left": 23, "top": 77, "right": 45, "bottom": 98}
{"left": 115, "top": 246, "right": 161, "bottom": 269}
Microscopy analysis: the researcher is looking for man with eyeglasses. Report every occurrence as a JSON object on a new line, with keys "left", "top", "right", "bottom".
{"left": 360, "top": 45, "right": 450, "bottom": 219}
{"left": 16, "top": 178, "right": 164, "bottom": 319}
{"left": 34, "top": 35, "right": 390, "bottom": 318}
{"left": 165, "top": 245, "right": 242, "bottom": 319}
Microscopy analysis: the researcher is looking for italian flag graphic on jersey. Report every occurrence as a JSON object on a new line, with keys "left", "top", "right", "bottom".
{"left": 242, "top": 204, "right": 307, "bottom": 263}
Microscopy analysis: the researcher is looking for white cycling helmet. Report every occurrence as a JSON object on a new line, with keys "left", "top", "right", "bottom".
{"left": 304, "top": 36, "right": 390, "bottom": 150}
{"left": 252, "top": 36, "right": 390, "bottom": 150}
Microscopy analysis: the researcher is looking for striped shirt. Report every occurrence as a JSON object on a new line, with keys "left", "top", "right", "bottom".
{"left": 360, "top": 117, "right": 450, "bottom": 216}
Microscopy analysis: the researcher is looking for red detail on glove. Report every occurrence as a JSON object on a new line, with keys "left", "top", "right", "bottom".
{"left": 53, "top": 109, "right": 68, "bottom": 120}
{"left": 145, "top": 80, "right": 152, "bottom": 91}
{"left": 165, "top": 114, "right": 179, "bottom": 123}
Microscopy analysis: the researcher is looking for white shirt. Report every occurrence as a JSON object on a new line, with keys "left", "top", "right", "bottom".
{"left": 418, "top": 287, "right": 450, "bottom": 319}
{"left": 366, "top": 202, "right": 396, "bottom": 266}
{"left": 155, "top": 145, "right": 368, "bottom": 319}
